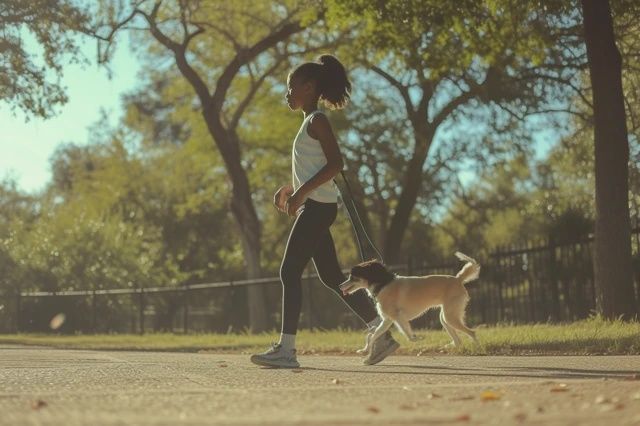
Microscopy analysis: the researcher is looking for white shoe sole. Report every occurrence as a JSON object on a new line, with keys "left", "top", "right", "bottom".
{"left": 250, "top": 355, "right": 300, "bottom": 369}
{"left": 363, "top": 340, "right": 400, "bottom": 365}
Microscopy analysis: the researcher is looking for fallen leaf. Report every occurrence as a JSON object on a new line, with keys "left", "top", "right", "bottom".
{"left": 550, "top": 383, "right": 569, "bottom": 392}
{"left": 600, "top": 403, "right": 624, "bottom": 413}
{"left": 427, "top": 392, "right": 442, "bottom": 399}
{"left": 49, "top": 313, "right": 65, "bottom": 330}
{"left": 367, "top": 406, "right": 380, "bottom": 413}
{"left": 451, "top": 396, "right": 475, "bottom": 401}
{"left": 455, "top": 414, "right": 471, "bottom": 422}
{"left": 31, "top": 400, "right": 47, "bottom": 410}
{"left": 402, "top": 386, "right": 411, "bottom": 391}
{"left": 291, "top": 368, "right": 304, "bottom": 373}
{"left": 480, "top": 390, "right": 501, "bottom": 401}
{"left": 332, "top": 378, "right": 341, "bottom": 385}
{"left": 218, "top": 364, "right": 228, "bottom": 368}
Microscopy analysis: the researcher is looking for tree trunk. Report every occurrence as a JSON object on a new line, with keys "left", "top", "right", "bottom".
{"left": 383, "top": 127, "right": 434, "bottom": 263}
{"left": 581, "top": 0, "right": 638, "bottom": 319}
{"left": 239, "top": 231, "right": 268, "bottom": 333}
{"left": 204, "top": 111, "right": 269, "bottom": 332}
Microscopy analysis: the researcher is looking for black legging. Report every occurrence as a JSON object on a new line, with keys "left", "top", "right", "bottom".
{"left": 280, "top": 198, "right": 378, "bottom": 335}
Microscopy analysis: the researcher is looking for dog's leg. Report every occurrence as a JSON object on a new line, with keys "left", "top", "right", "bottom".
{"left": 442, "top": 302, "right": 477, "bottom": 344}
{"left": 394, "top": 315, "right": 420, "bottom": 342}
{"left": 356, "top": 331, "right": 372, "bottom": 354}
{"left": 358, "top": 318, "right": 393, "bottom": 354}
{"left": 440, "top": 309, "right": 462, "bottom": 348}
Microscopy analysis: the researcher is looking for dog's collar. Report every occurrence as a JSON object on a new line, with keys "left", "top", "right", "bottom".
{"left": 369, "top": 274, "right": 396, "bottom": 297}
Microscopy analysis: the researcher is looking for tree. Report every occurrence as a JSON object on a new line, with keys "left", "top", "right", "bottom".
{"left": 0, "top": 0, "right": 88, "bottom": 118}
{"left": 327, "top": 0, "right": 582, "bottom": 262}
{"left": 90, "top": 1, "right": 320, "bottom": 331}
{"left": 581, "top": 0, "right": 637, "bottom": 318}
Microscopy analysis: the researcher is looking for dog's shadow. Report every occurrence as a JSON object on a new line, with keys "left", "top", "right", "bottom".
{"left": 300, "top": 363, "right": 639, "bottom": 380}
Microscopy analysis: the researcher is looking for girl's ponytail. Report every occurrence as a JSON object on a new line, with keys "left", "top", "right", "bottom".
{"left": 317, "top": 54, "right": 351, "bottom": 110}
{"left": 291, "top": 54, "right": 352, "bottom": 110}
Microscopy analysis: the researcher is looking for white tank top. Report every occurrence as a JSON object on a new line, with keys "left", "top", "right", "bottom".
{"left": 291, "top": 110, "right": 339, "bottom": 203}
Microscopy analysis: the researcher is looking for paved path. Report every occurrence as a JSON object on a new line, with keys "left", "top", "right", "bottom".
{"left": 1, "top": 344, "right": 639, "bottom": 425}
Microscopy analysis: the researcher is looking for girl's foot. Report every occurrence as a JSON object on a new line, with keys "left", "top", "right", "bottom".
{"left": 362, "top": 331, "right": 399, "bottom": 365}
{"left": 250, "top": 343, "right": 300, "bottom": 368}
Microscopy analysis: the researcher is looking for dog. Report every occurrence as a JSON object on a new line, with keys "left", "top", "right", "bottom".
{"left": 339, "top": 252, "right": 480, "bottom": 354}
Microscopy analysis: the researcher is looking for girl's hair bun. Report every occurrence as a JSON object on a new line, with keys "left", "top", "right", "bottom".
{"left": 317, "top": 54, "right": 351, "bottom": 110}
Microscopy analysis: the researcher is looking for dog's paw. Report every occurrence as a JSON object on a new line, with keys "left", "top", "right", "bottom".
{"left": 442, "top": 342, "right": 457, "bottom": 349}
{"left": 356, "top": 348, "right": 368, "bottom": 354}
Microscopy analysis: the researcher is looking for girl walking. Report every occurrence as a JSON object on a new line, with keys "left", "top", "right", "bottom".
{"left": 250, "top": 55, "right": 399, "bottom": 368}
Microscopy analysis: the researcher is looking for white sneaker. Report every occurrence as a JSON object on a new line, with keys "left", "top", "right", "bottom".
{"left": 250, "top": 343, "right": 300, "bottom": 368}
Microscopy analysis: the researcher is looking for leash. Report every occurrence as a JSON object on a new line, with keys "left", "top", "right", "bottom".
{"left": 334, "top": 171, "right": 384, "bottom": 263}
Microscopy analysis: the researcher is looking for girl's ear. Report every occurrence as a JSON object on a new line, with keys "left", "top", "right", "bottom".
{"left": 302, "top": 80, "right": 315, "bottom": 94}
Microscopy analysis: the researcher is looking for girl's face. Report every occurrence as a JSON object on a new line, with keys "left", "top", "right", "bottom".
{"left": 285, "top": 73, "right": 313, "bottom": 111}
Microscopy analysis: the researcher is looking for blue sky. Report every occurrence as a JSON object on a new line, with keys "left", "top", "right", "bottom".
{"left": 0, "top": 35, "right": 141, "bottom": 194}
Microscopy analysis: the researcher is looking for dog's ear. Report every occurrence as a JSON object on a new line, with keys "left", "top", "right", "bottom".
{"left": 354, "top": 260, "right": 393, "bottom": 284}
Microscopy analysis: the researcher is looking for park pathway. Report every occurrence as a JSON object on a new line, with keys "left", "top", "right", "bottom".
{"left": 1, "top": 344, "right": 639, "bottom": 425}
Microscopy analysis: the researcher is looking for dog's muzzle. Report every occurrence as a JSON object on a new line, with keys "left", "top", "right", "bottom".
{"left": 339, "top": 277, "right": 354, "bottom": 296}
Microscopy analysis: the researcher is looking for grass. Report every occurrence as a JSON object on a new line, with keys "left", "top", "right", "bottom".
{"left": 0, "top": 317, "right": 638, "bottom": 356}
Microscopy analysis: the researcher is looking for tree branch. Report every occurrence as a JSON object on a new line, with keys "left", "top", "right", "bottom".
{"left": 370, "top": 65, "right": 414, "bottom": 115}
{"left": 211, "top": 20, "right": 303, "bottom": 110}
{"left": 139, "top": 1, "right": 211, "bottom": 106}
{"left": 229, "top": 55, "right": 287, "bottom": 131}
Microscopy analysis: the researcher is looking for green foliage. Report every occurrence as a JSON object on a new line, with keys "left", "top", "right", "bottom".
{"left": 0, "top": 0, "right": 89, "bottom": 118}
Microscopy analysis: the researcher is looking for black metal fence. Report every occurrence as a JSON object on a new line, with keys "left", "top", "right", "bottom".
{"left": 411, "top": 227, "right": 640, "bottom": 328}
{"left": 1, "top": 228, "right": 639, "bottom": 334}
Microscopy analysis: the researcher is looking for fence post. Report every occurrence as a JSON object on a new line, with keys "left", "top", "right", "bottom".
{"left": 139, "top": 288, "right": 145, "bottom": 335}
{"left": 15, "top": 288, "right": 21, "bottom": 333}
{"left": 183, "top": 285, "right": 189, "bottom": 334}
{"left": 496, "top": 246, "right": 505, "bottom": 323}
{"left": 92, "top": 289, "right": 97, "bottom": 333}
{"left": 548, "top": 239, "right": 560, "bottom": 321}
{"left": 228, "top": 280, "right": 236, "bottom": 333}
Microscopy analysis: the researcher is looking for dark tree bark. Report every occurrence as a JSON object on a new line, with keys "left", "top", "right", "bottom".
{"left": 581, "top": 0, "right": 638, "bottom": 319}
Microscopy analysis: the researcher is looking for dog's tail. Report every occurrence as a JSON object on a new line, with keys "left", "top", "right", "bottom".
{"left": 454, "top": 252, "right": 480, "bottom": 285}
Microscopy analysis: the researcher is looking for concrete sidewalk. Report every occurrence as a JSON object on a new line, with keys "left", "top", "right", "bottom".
{"left": 1, "top": 344, "right": 639, "bottom": 425}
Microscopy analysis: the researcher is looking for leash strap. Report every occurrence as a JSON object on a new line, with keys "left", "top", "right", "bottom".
{"left": 334, "top": 171, "right": 384, "bottom": 263}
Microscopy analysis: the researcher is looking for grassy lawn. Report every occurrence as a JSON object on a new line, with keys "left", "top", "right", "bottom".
{"left": 0, "top": 317, "right": 638, "bottom": 356}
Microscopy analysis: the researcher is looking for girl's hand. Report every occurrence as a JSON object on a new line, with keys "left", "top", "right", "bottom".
{"left": 274, "top": 184, "right": 294, "bottom": 213}
{"left": 286, "top": 190, "right": 305, "bottom": 216}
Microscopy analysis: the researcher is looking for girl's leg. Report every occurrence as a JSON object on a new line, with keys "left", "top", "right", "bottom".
{"left": 279, "top": 205, "right": 329, "bottom": 336}
{"left": 312, "top": 229, "right": 379, "bottom": 324}
{"left": 250, "top": 204, "right": 328, "bottom": 368}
